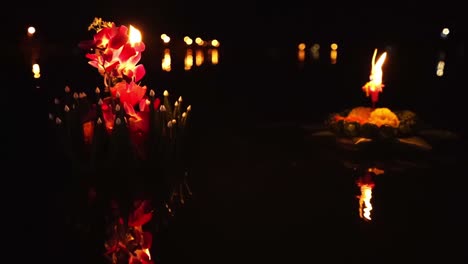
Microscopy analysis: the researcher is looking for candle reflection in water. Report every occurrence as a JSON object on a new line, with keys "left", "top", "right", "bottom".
{"left": 27, "top": 26, "right": 36, "bottom": 37}
{"left": 436, "top": 51, "right": 446, "bottom": 77}
{"left": 311, "top": 44, "right": 320, "bottom": 60}
{"left": 162, "top": 48, "right": 171, "bottom": 72}
{"left": 356, "top": 167, "right": 384, "bottom": 221}
{"left": 330, "top": 43, "right": 338, "bottom": 64}
{"left": 184, "top": 49, "right": 193, "bottom": 71}
{"left": 32, "top": 63, "right": 41, "bottom": 78}
{"left": 208, "top": 48, "right": 219, "bottom": 65}
{"left": 297, "top": 43, "right": 306, "bottom": 63}
{"left": 195, "top": 49, "right": 204, "bottom": 66}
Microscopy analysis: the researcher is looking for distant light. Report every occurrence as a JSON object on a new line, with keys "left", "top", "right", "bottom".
{"left": 298, "top": 43, "right": 306, "bottom": 50}
{"left": 27, "top": 26, "right": 36, "bottom": 36}
{"left": 195, "top": 37, "right": 204, "bottom": 46}
{"left": 211, "top": 39, "right": 220, "bottom": 47}
{"left": 160, "top": 33, "right": 170, "bottom": 44}
{"left": 184, "top": 36, "right": 193, "bottom": 45}
{"left": 32, "top": 63, "right": 41, "bottom": 78}
{"left": 436, "top": 60, "right": 445, "bottom": 76}
{"left": 440, "top": 27, "right": 450, "bottom": 39}
{"left": 330, "top": 43, "right": 338, "bottom": 50}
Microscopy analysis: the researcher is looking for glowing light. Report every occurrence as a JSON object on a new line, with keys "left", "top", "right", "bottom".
{"left": 362, "top": 49, "right": 387, "bottom": 107}
{"left": 436, "top": 60, "right": 445, "bottom": 76}
{"left": 32, "top": 63, "right": 41, "bottom": 78}
{"left": 211, "top": 39, "right": 220, "bottom": 47}
{"left": 210, "top": 49, "right": 219, "bottom": 65}
{"left": 162, "top": 48, "right": 171, "bottom": 72}
{"left": 195, "top": 49, "right": 204, "bottom": 66}
{"left": 356, "top": 168, "right": 381, "bottom": 221}
{"left": 184, "top": 36, "right": 193, "bottom": 45}
{"left": 27, "top": 26, "right": 36, "bottom": 36}
{"left": 161, "top": 33, "right": 170, "bottom": 44}
{"left": 195, "top": 37, "right": 204, "bottom": 46}
{"left": 311, "top": 44, "right": 320, "bottom": 60}
{"left": 440, "top": 27, "right": 450, "bottom": 39}
{"left": 129, "top": 25, "right": 142, "bottom": 46}
{"left": 184, "top": 49, "right": 193, "bottom": 70}
{"left": 330, "top": 43, "right": 338, "bottom": 50}
{"left": 298, "top": 43, "right": 306, "bottom": 50}
{"left": 358, "top": 184, "right": 374, "bottom": 220}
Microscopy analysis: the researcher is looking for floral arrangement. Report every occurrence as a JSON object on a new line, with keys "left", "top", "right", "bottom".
{"left": 325, "top": 106, "right": 423, "bottom": 140}
{"left": 49, "top": 18, "right": 193, "bottom": 263}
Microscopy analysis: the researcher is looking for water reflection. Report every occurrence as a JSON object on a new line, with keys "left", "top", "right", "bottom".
{"left": 209, "top": 48, "right": 219, "bottom": 65}
{"left": 297, "top": 43, "right": 306, "bottom": 63}
{"left": 162, "top": 48, "right": 172, "bottom": 72}
{"left": 436, "top": 51, "right": 446, "bottom": 76}
{"left": 184, "top": 49, "right": 193, "bottom": 70}
{"left": 356, "top": 167, "right": 384, "bottom": 221}
{"left": 296, "top": 42, "right": 338, "bottom": 64}
{"left": 330, "top": 43, "right": 338, "bottom": 64}
{"left": 32, "top": 63, "right": 41, "bottom": 78}
{"left": 161, "top": 37, "right": 220, "bottom": 71}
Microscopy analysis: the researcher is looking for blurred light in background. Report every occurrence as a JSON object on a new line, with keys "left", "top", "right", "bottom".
{"left": 184, "top": 36, "right": 193, "bottom": 45}
{"left": 297, "top": 43, "right": 306, "bottom": 62}
{"left": 27, "top": 26, "right": 36, "bottom": 37}
{"left": 440, "top": 27, "right": 450, "bottom": 39}
{"left": 32, "top": 63, "right": 41, "bottom": 78}
{"left": 195, "top": 49, "right": 204, "bottom": 66}
{"left": 436, "top": 60, "right": 445, "bottom": 76}
{"left": 311, "top": 43, "right": 320, "bottom": 60}
{"left": 195, "top": 37, "right": 204, "bottom": 46}
{"left": 210, "top": 39, "right": 220, "bottom": 47}
{"left": 161, "top": 33, "right": 171, "bottom": 44}
{"left": 162, "top": 48, "right": 171, "bottom": 71}
{"left": 330, "top": 43, "right": 338, "bottom": 64}
{"left": 436, "top": 51, "right": 446, "bottom": 77}
{"left": 209, "top": 48, "right": 218, "bottom": 65}
{"left": 184, "top": 49, "right": 193, "bottom": 70}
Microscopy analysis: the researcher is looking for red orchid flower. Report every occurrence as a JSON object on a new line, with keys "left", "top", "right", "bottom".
{"left": 128, "top": 200, "right": 153, "bottom": 227}
{"left": 78, "top": 24, "right": 128, "bottom": 51}
{"left": 110, "top": 81, "right": 147, "bottom": 107}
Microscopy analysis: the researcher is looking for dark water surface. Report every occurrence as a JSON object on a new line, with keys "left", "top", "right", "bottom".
{"left": 10, "top": 15, "right": 467, "bottom": 263}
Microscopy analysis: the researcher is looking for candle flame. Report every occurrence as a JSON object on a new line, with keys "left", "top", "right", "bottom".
{"left": 369, "top": 49, "right": 387, "bottom": 89}
{"left": 129, "top": 25, "right": 142, "bottom": 46}
{"left": 362, "top": 49, "right": 387, "bottom": 106}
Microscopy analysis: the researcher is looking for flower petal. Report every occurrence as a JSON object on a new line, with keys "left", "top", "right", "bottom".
{"left": 134, "top": 64, "right": 146, "bottom": 82}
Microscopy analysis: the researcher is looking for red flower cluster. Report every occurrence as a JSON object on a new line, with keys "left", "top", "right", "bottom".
{"left": 79, "top": 18, "right": 161, "bottom": 144}
{"left": 104, "top": 199, "right": 155, "bottom": 264}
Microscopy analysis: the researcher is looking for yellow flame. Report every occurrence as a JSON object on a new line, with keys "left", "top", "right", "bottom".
{"left": 364, "top": 49, "right": 387, "bottom": 92}
{"left": 129, "top": 25, "right": 142, "bottom": 46}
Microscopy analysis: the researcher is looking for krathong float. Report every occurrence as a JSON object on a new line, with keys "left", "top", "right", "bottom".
{"left": 312, "top": 49, "right": 459, "bottom": 152}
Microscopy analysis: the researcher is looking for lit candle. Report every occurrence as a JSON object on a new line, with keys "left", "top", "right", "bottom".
{"left": 362, "top": 49, "right": 387, "bottom": 108}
